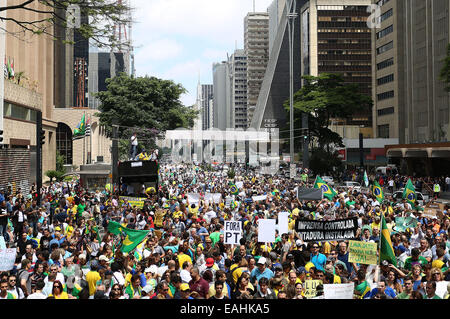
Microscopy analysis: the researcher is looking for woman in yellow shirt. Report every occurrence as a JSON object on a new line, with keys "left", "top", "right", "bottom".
{"left": 49, "top": 281, "right": 69, "bottom": 299}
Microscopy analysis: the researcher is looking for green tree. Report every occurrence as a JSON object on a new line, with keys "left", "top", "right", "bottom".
{"left": 96, "top": 73, "right": 198, "bottom": 159}
{"left": 0, "top": 0, "right": 130, "bottom": 49}
{"left": 284, "top": 73, "right": 373, "bottom": 174}
{"left": 439, "top": 43, "right": 450, "bottom": 92}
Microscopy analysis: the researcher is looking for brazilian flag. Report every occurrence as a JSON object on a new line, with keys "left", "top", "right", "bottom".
{"left": 314, "top": 176, "right": 337, "bottom": 200}
{"left": 107, "top": 221, "right": 150, "bottom": 253}
{"left": 372, "top": 180, "right": 384, "bottom": 203}
{"left": 380, "top": 214, "right": 397, "bottom": 266}
{"left": 229, "top": 183, "right": 239, "bottom": 195}
{"left": 403, "top": 179, "right": 417, "bottom": 209}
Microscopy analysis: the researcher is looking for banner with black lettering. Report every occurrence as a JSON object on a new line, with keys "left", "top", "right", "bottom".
{"left": 295, "top": 217, "right": 358, "bottom": 242}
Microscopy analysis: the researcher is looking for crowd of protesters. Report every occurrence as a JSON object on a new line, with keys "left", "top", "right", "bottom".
{"left": 0, "top": 161, "right": 449, "bottom": 300}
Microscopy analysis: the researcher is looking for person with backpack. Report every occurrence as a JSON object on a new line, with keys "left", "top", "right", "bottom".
{"left": 7, "top": 274, "right": 24, "bottom": 299}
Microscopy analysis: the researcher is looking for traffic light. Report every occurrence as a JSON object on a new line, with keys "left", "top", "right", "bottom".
{"left": 40, "top": 130, "right": 45, "bottom": 146}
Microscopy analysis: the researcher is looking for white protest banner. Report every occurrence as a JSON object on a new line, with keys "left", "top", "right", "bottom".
{"left": 435, "top": 281, "right": 449, "bottom": 299}
{"left": 224, "top": 220, "right": 242, "bottom": 245}
{"left": 236, "top": 181, "right": 244, "bottom": 189}
{"left": 258, "top": 219, "right": 276, "bottom": 243}
{"left": 0, "top": 236, "right": 6, "bottom": 249}
{"left": 0, "top": 249, "right": 16, "bottom": 271}
{"left": 278, "top": 212, "right": 289, "bottom": 235}
{"left": 324, "top": 283, "right": 355, "bottom": 299}
{"left": 187, "top": 193, "right": 200, "bottom": 205}
{"left": 205, "top": 193, "right": 222, "bottom": 204}
{"left": 252, "top": 195, "right": 267, "bottom": 202}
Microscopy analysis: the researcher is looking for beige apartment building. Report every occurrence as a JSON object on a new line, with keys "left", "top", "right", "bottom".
{"left": 372, "top": 0, "right": 450, "bottom": 143}
{"left": 1, "top": 1, "right": 112, "bottom": 190}
{"left": 245, "top": 12, "right": 270, "bottom": 126}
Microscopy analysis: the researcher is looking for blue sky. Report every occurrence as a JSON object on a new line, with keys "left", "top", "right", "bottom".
{"left": 130, "top": 0, "right": 274, "bottom": 107}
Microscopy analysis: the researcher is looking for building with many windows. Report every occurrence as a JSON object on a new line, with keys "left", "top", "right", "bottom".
{"left": 245, "top": 12, "right": 270, "bottom": 126}
{"left": 372, "top": 0, "right": 450, "bottom": 144}
{"left": 301, "top": 0, "right": 373, "bottom": 136}
{"left": 229, "top": 49, "right": 248, "bottom": 129}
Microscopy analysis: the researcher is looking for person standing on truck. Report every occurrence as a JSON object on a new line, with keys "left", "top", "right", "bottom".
{"left": 130, "top": 133, "right": 138, "bottom": 160}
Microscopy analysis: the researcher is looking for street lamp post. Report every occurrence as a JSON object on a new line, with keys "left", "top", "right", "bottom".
{"left": 287, "top": 0, "right": 297, "bottom": 175}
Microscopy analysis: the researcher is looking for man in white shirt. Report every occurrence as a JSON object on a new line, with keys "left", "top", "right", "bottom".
{"left": 446, "top": 176, "right": 450, "bottom": 192}
{"left": 26, "top": 281, "right": 46, "bottom": 299}
{"left": 130, "top": 133, "right": 138, "bottom": 160}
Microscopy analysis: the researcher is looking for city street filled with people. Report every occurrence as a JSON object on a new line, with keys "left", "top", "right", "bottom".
{"left": 0, "top": 161, "right": 449, "bottom": 300}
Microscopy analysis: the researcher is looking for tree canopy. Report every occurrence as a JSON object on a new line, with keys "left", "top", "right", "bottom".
{"left": 96, "top": 73, "right": 198, "bottom": 158}
{"left": 284, "top": 73, "right": 373, "bottom": 149}
{"left": 0, "top": 0, "right": 131, "bottom": 48}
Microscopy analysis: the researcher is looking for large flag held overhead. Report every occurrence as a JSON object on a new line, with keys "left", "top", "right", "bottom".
{"left": 314, "top": 176, "right": 337, "bottom": 200}
{"left": 402, "top": 179, "right": 417, "bottom": 208}
{"left": 380, "top": 214, "right": 397, "bottom": 266}
{"left": 107, "top": 221, "right": 150, "bottom": 253}
{"left": 73, "top": 114, "right": 86, "bottom": 140}
{"left": 372, "top": 180, "right": 384, "bottom": 203}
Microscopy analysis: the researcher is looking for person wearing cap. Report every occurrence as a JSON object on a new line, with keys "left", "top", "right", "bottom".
{"left": 250, "top": 256, "right": 274, "bottom": 286}
{"left": 179, "top": 283, "right": 194, "bottom": 299}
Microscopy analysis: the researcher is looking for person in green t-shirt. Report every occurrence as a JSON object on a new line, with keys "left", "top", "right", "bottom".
{"left": 404, "top": 248, "right": 428, "bottom": 271}
{"left": 397, "top": 277, "right": 413, "bottom": 299}
{"left": 209, "top": 224, "right": 221, "bottom": 246}
{"left": 0, "top": 280, "right": 15, "bottom": 299}
{"left": 424, "top": 281, "right": 441, "bottom": 299}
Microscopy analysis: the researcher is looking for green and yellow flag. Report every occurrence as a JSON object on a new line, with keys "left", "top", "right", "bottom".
{"left": 107, "top": 221, "right": 150, "bottom": 253}
{"left": 73, "top": 114, "right": 86, "bottom": 140}
{"left": 380, "top": 214, "right": 397, "bottom": 266}
{"left": 403, "top": 179, "right": 417, "bottom": 208}
{"left": 314, "top": 176, "right": 337, "bottom": 200}
{"left": 372, "top": 180, "right": 384, "bottom": 203}
{"left": 229, "top": 183, "right": 239, "bottom": 195}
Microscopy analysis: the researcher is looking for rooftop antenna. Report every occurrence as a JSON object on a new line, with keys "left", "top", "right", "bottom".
{"left": 253, "top": 0, "right": 256, "bottom": 13}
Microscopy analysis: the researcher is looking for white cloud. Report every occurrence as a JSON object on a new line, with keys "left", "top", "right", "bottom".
{"left": 135, "top": 38, "right": 183, "bottom": 62}
{"left": 129, "top": 0, "right": 275, "bottom": 106}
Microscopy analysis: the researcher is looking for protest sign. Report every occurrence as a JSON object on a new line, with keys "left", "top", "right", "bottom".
{"left": 236, "top": 181, "right": 244, "bottom": 189}
{"left": 187, "top": 193, "right": 200, "bottom": 205}
{"left": 277, "top": 212, "right": 289, "bottom": 235}
{"left": 0, "top": 249, "right": 16, "bottom": 271}
{"left": 224, "top": 220, "right": 242, "bottom": 245}
{"left": 303, "top": 280, "right": 322, "bottom": 299}
{"left": 252, "top": 195, "right": 267, "bottom": 202}
{"left": 0, "top": 237, "right": 6, "bottom": 249}
{"left": 295, "top": 217, "right": 358, "bottom": 242}
{"left": 297, "top": 188, "right": 323, "bottom": 201}
{"left": 348, "top": 240, "right": 378, "bottom": 265}
{"left": 258, "top": 219, "right": 276, "bottom": 243}
{"left": 119, "top": 196, "right": 147, "bottom": 209}
{"left": 324, "top": 283, "right": 355, "bottom": 299}
{"left": 423, "top": 203, "right": 445, "bottom": 219}
{"left": 205, "top": 193, "right": 222, "bottom": 204}
{"left": 394, "top": 217, "right": 418, "bottom": 232}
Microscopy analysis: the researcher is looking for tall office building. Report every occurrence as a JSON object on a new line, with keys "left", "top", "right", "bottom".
{"left": 212, "top": 61, "right": 232, "bottom": 130}
{"left": 268, "top": 0, "right": 287, "bottom": 58}
{"left": 245, "top": 12, "right": 270, "bottom": 126}
{"left": 197, "top": 84, "right": 214, "bottom": 130}
{"left": 301, "top": 1, "right": 373, "bottom": 135}
{"left": 373, "top": 0, "right": 450, "bottom": 143}
{"left": 229, "top": 49, "right": 248, "bottom": 129}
